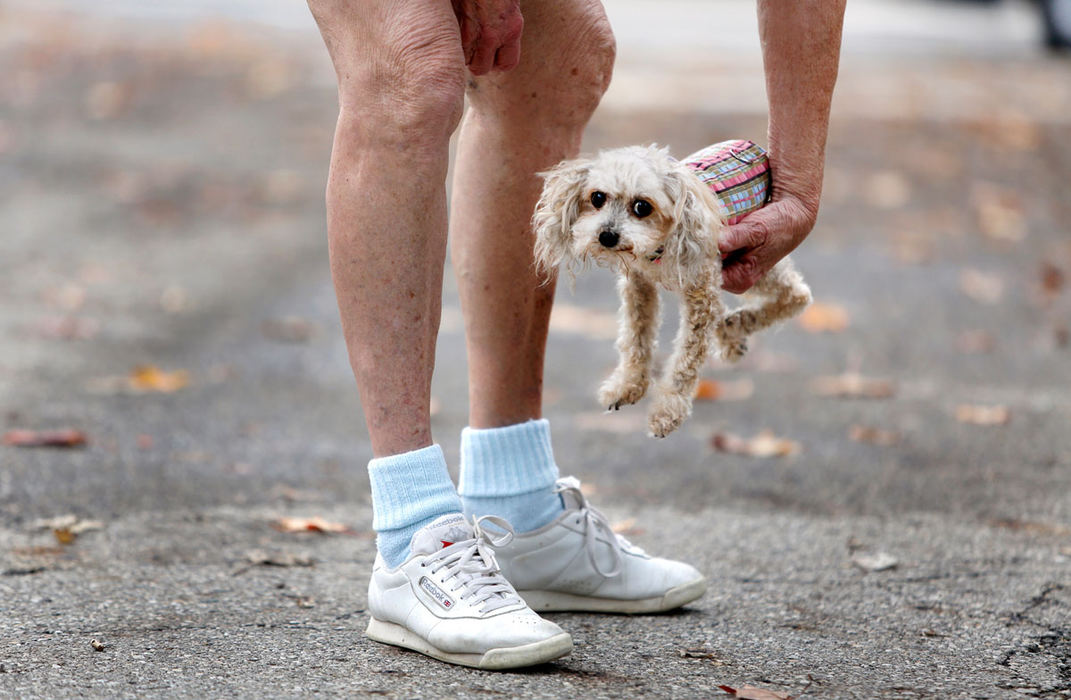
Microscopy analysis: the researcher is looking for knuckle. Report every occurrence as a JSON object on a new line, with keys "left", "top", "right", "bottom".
{"left": 508, "top": 14, "right": 524, "bottom": 39}
{"left": 750, "top": 218, "right": 771, "bottom": 248}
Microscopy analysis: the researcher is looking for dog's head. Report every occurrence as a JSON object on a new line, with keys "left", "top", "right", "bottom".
{"left": 532, "top": 145, "right": 723, "bottom": 284}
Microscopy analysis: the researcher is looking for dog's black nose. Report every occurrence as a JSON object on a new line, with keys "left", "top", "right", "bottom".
{"left": 598, "top": 230, "right": 619, "bottom": 248}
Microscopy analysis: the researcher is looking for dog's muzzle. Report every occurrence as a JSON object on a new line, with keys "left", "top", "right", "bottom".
{"left": 598, "top": 230, "right": 620, "bottom": 248}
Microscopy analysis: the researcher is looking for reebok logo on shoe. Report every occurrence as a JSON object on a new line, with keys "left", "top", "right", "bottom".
{"left": 419, "top": 576, "right": 454, "bottom": 609}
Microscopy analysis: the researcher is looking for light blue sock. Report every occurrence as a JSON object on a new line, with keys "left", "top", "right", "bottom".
{"left": 458, "top": 419, "right": 565, "bottom": 533}
{"left": 367, "top": 444, "right": 463, "bottom": 569}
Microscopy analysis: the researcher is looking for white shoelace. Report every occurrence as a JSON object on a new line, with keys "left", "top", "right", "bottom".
{"left": 421, "top": 515, "right": 523, "bottom": 614}
{"left": 555, "top": 479, "right": 634, "bottom": 579}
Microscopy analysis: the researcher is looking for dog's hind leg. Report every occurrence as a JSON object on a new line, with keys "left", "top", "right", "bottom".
{"left": 647, "top": 268, "right": 725, "bottom": 437}
{"left": 598, "top": 273, "right": 661, "bottom": 410}
{"left": 716, "top": 257, "right": 811, "bottom": 362}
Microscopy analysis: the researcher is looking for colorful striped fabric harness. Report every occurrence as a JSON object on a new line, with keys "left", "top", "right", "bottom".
{"left": 682, "top": 139, "right": 771, "bottom": 225}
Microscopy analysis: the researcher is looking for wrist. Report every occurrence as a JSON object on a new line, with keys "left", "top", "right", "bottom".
{"left": 767, "top": 154, "right": 823, "bottom": 222}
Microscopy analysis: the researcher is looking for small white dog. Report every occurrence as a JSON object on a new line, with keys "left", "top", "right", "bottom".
{"left": 533, "top": 143, "right": 812, "bottom": 438}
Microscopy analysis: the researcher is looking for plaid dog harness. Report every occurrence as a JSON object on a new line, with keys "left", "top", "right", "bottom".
{"left": 682, "top": 139, "right": 771, "bottom": 225}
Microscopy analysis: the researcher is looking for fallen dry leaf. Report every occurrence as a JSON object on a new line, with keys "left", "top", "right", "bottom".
{"left": 259, "top": 169, "right": 304, "bottom": 204}
{"left": 239, "top": 550, "right": 315, "bottom": 572}
{"left": 680, "top": 648, "right": 730, "bottom": 665}
{"left": 811, "top": 373, "right": 896, "bottom": 399}
{"left": 272, "top": 516, "right": 355, "bottom": 535}
{"left": 3, "top": 429, "right": 87, "bottom": 448}
{"left": 159, "top": 285, "right": 193, "bottom": 313}
{"left": 694, "top": 378, "right": 754, "bottom": 402}
{"left": 128, "top": 366, "right": 190, "bottom": 393}
{"left": 1038, "top": 262, "right": 1065, "bottom": 303}
{"left": 245, "top": 58, "right": 293, "bottom": 99}
{"left": 711, "top": 430, "right": 800, "bottom": 458}
{"left": 32, "top": 316, "right": 99, "bottom": 341}
{"left": 32, "top": 515, "right": 103, "bottom": 533}
{"left": 849, "top": 425, "right": 901, "bottom": 446}
{"left": 1055, "top": 324, "right": 1069, "bottom": 349}
{"left": 959, "top": 269, "right": 1005, "bottom": 304}
{"left": 31, "top": 515, "right": 103, "bottom": 545}
{"left": 282, "top": 593, "right": 316, "bottom": 608}
{"left": 955, "top": 404, "right": 1011, "bottom": 426}
{"left": 261, "top": 317, "right": 316, "bottom": 343}
{"left": 10, "top": 546, "right": 65, "bottom": 557}
{"left": 863, "top": 170, "right": 912, "bottom": 210}
{"left": 85, "top": 81, "right": 130, "bottom": 120}
{"left": 889, "top": 230, "right": 935, "bottom": 265}
{"left": 852, "top": 551, "right": 899, "bottom": 572}
{"left": 718, "top": 684, "right": 793, "bottom": 700}
{"left": 797, "top": 302, "right": 850, "bottom": 333}
{"left": 41, "top": 283, "right": 86, "bottom": 311}
{"left": 971, "top": 183, "right": 1027, "bottom": 243}
{"left": 956, "top": 330, "right": 996, "bottom": 355}
{"left": 988, "top": 519, "right": 1071, "bottom": 537}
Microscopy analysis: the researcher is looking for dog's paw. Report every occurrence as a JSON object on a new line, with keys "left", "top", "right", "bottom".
{"left": 718, "top": 337, "right": 749, "bottom": 363}
{"left": 646, "top": 389, "right": 692, "bottom": 438}
{"left": 598, "top": 374, "right": 648, "bottom": 410}
{"left": 716, "top": 315, "right": 750, "bottom": 363}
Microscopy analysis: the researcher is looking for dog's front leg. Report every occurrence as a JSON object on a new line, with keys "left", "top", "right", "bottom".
{"left": 648, "top": 270, "right": 725, "bottom": 437}
{"left": 598, "top": 273, "right": 660, "bottom": 410}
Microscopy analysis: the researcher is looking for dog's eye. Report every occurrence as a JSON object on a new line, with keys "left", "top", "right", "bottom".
{"left": 631, "top": 199, "right": 653, "bottom": 218}
{"left": 590, "top": 191, "right": 607, "bottom": 209}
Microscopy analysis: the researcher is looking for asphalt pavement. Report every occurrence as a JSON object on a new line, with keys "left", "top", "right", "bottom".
{"left": 1, "top": 3, "right": 1069, "bottom": 698}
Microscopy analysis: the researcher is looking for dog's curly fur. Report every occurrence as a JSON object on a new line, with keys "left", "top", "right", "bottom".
{"left": 533, "top": 145, "right": 812, "bottom": 438}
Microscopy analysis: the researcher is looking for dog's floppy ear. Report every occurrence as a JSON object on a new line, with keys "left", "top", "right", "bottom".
{"left": 532, "top": 158, "right": 590, "bottom": 276}
{"left": 666, "top": 164, "right": 722, "bottom": 284}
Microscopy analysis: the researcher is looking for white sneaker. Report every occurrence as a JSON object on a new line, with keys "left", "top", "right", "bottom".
{"left": 365, "top": 513, "right": 573, "bottom": 670}
{"left": 492, "top": 477, "right": 708, "bottom": 614}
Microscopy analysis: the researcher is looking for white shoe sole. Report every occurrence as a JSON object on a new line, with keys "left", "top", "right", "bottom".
{"left": 519, "top": 576, "right": 708, "bottom": 614}
{"left": 365, "top": 618, "right": 573, "bottom": 670}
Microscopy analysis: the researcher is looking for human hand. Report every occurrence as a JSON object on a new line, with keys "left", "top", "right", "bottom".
{"left": 451, "top": 0, "right": 524, "bottom": 76}
{"left": 718, "top": 189, "right": 817, "bottom": 294}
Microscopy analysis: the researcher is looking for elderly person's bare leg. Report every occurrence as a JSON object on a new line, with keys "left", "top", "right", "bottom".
{"left": 450, "top": 1, "right": 708, "bottom": 612}
{"left": 310, "top": 0, "right": 463, "bottom": 459}
{"left": 450, "top": 0, "right": 615, "bottom": 431}
{"left": 306, "top": 0, "right": 572, "bottom": 669}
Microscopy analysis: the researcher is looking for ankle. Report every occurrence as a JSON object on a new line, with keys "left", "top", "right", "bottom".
{"left": 458, "top": 419, "right": 565, "bottom": 533}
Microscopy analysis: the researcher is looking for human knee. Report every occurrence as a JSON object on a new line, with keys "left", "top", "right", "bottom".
{"left": 470, "top": 8, "right": 615, "bottom": 129}
{"left": 555, "top": 14, "right": 617, "bottom": 121}
{"left": 336, "top": 30, "right": 465, "bottom": 151}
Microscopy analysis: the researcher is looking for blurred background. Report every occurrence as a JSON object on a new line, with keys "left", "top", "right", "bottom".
{"left": 2, "top": 0, "right": 1067, "bottom": 512}
{"left": 1, "top": 1, "right": 1069, "bottom": 697}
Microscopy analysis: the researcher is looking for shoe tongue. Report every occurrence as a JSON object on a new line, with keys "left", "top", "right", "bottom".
{"left": 409, "top": 514, "right": 473, "bottom": 555}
